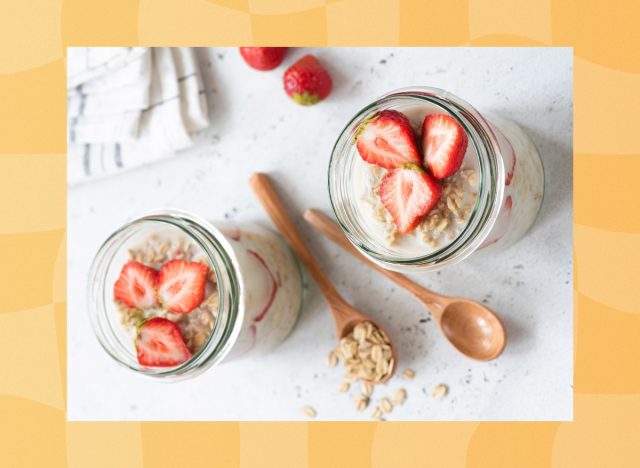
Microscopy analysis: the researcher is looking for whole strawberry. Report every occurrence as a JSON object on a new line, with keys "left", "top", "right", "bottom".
{"left": 283, "top": 54, "right": 332, "bottom": 105}
{"left": 239, "top": 47, "right": 288, "bottom": 71}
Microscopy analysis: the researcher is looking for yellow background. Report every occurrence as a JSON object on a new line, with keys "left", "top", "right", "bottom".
{"left": 1, "top": 0, "right": 639, "bottom": 466}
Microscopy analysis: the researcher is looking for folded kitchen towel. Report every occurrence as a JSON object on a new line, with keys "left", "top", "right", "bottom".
{"left": 67, "top": 47, "right": 148, "bottom": 89}
{"left": 67, "top": 47, "right": 210, "bottom": 185}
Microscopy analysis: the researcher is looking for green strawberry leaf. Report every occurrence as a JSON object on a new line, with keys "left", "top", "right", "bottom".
{"left": 292, "top": 91, "right": 320, "bottom": 106}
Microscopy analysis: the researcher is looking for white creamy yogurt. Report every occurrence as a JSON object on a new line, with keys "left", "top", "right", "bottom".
{"left": 221, "top": 223, "right": 303, "bottom": 358}
{"left": 478, "top": 114, "right": 544, "bottom": 251}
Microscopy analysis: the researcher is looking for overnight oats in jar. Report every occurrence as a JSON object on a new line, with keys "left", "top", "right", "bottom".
{"left": 329, "top": 87, "right": 544, "bottom": 273}
{"left": 88, "top": 210, "right": 303, "bottom": 379}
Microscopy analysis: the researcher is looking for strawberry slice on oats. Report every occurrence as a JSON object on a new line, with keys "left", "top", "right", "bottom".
{"left": 136, "top": 317, "right": 192, "bottom": 367}
{"left": 356, "top": 110, "right": 421, "bottom": 170}
{"left": 157, "top": 259, "right": 208, "bottom": 314}
{"left": 113, "top": 261, "right": 158, "bottom": 309}
{"left": 422, "top": 113, "right": 468, "bottom": 179}
{"left": 379, "top": 163, "right": 442, "bottom": 235}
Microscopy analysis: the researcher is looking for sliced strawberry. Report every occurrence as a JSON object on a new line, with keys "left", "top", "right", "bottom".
{"left": 356, "top": 110, "right": 421, "bottom": 170}
{"left": 113, "top": 261, "right": 158, "bottom": 309}
{"left": 157, "top": 260, "right": 208, "bottom": 314}
{"left": 379, "top": 163, "right": 442, "bottom": 234}
{"left": 422, "top": 113, "right": 468, "bottom": 179}
{"left": 136, "top": 317, "right": 192, "bottom": 367}
{"left": 239, "top": 47, "right": 288, "bottom": 71}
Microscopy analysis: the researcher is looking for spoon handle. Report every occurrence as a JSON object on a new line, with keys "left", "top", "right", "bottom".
{"left": 303, "top": 209, "right": 444, "bottom": 312}
{"left": 249, "top": 174, "right": 345, "bottom": 307}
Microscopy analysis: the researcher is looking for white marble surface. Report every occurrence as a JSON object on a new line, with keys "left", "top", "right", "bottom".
{"left": 68, "top": 47, "right": 573, "bottom": 421}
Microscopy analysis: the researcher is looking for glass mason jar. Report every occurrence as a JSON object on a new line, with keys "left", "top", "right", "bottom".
{"left": 88, "top": 210, "right": 304, "bottom": 380}
{"left": 328, "top": 87, "right": 544, "bottom": 273}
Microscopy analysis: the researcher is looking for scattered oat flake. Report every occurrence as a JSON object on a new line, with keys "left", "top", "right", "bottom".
{"left": 432, "top": 384, "right": 448, "bottom": 399}
{"left": 392, "top": 388, "right": 407, "bottom": 405}
{"left": 403, "top": 369, "right": 416, "bottom": 379}
{"left": 302, "top": 406, "right": 317, "bottom": 418}
{"left": 327, "top": 350, "right": 339, "bottom": 368}
{"left": 379, "top": 397, "right": 393, "bottom": 414}
{"left": 355, "top": 395, "right": 369, "bottom": 412}
{"left": 338, "top": 382, "right": 350, "bottom": 393}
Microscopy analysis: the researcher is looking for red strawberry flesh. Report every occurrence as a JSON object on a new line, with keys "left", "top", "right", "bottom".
{"left": 356, "top": 110, "right": 421, "bottom": 170}
{"left": 379, "top": 163, "right": 442, "bottom": 235}
{"left": 422, "top": 113, "right": 468, "bottom": 179}
{"left": 113, "top": 261, "right": 158, "bottom": 309}
{"left": 136, "top": 317, "right": 192, "bottom": 367}
{"left": 157, "top": 260, "right": 208, "bottom": 314}
{"left": 503, "top": 139, "right": 516, "bottom": 186}
{"left": 239, "top": 47, "right": 288, "bottom": 71}
{"left": 247, "top": 250, "right": 277, "bottom": 322}
{"left": 283, "top": 54, "right": 332, "bottom": 105}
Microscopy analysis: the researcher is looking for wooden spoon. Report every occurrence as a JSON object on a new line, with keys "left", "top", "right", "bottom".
{"left": 303, "top": 208, "right": 507, "bottom": 361}
{"left": 249, "top": 173, "right": 397, "bottom": 382}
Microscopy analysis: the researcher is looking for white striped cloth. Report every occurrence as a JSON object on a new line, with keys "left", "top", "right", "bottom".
{"left": 67, "top": 47, "right": 210, "bottom": 185}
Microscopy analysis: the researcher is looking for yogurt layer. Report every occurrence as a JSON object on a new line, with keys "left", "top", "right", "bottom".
{"left": 479, "top": 114, "right": 544, "bottom": 251}
{"left": 221, "top": 223, "right": 303, "bottom": 358}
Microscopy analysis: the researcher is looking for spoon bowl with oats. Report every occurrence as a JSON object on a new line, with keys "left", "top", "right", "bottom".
{"left": 250, "top": 173, "right": 396, "bottom": 383}
{"left": 303, "top": 208, "right": 507, "bottom": 361}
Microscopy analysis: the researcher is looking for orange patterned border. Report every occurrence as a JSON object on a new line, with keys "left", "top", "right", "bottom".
{"left": 1, "top": 1, "right": 639, "bottom": 466}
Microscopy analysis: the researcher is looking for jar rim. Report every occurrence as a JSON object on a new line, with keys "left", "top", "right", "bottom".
{"left": 87, "top": 209, "right": 244, "bottom": 379}
{"left": 328, "top": 86, "right": 506, "bottom": 271}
